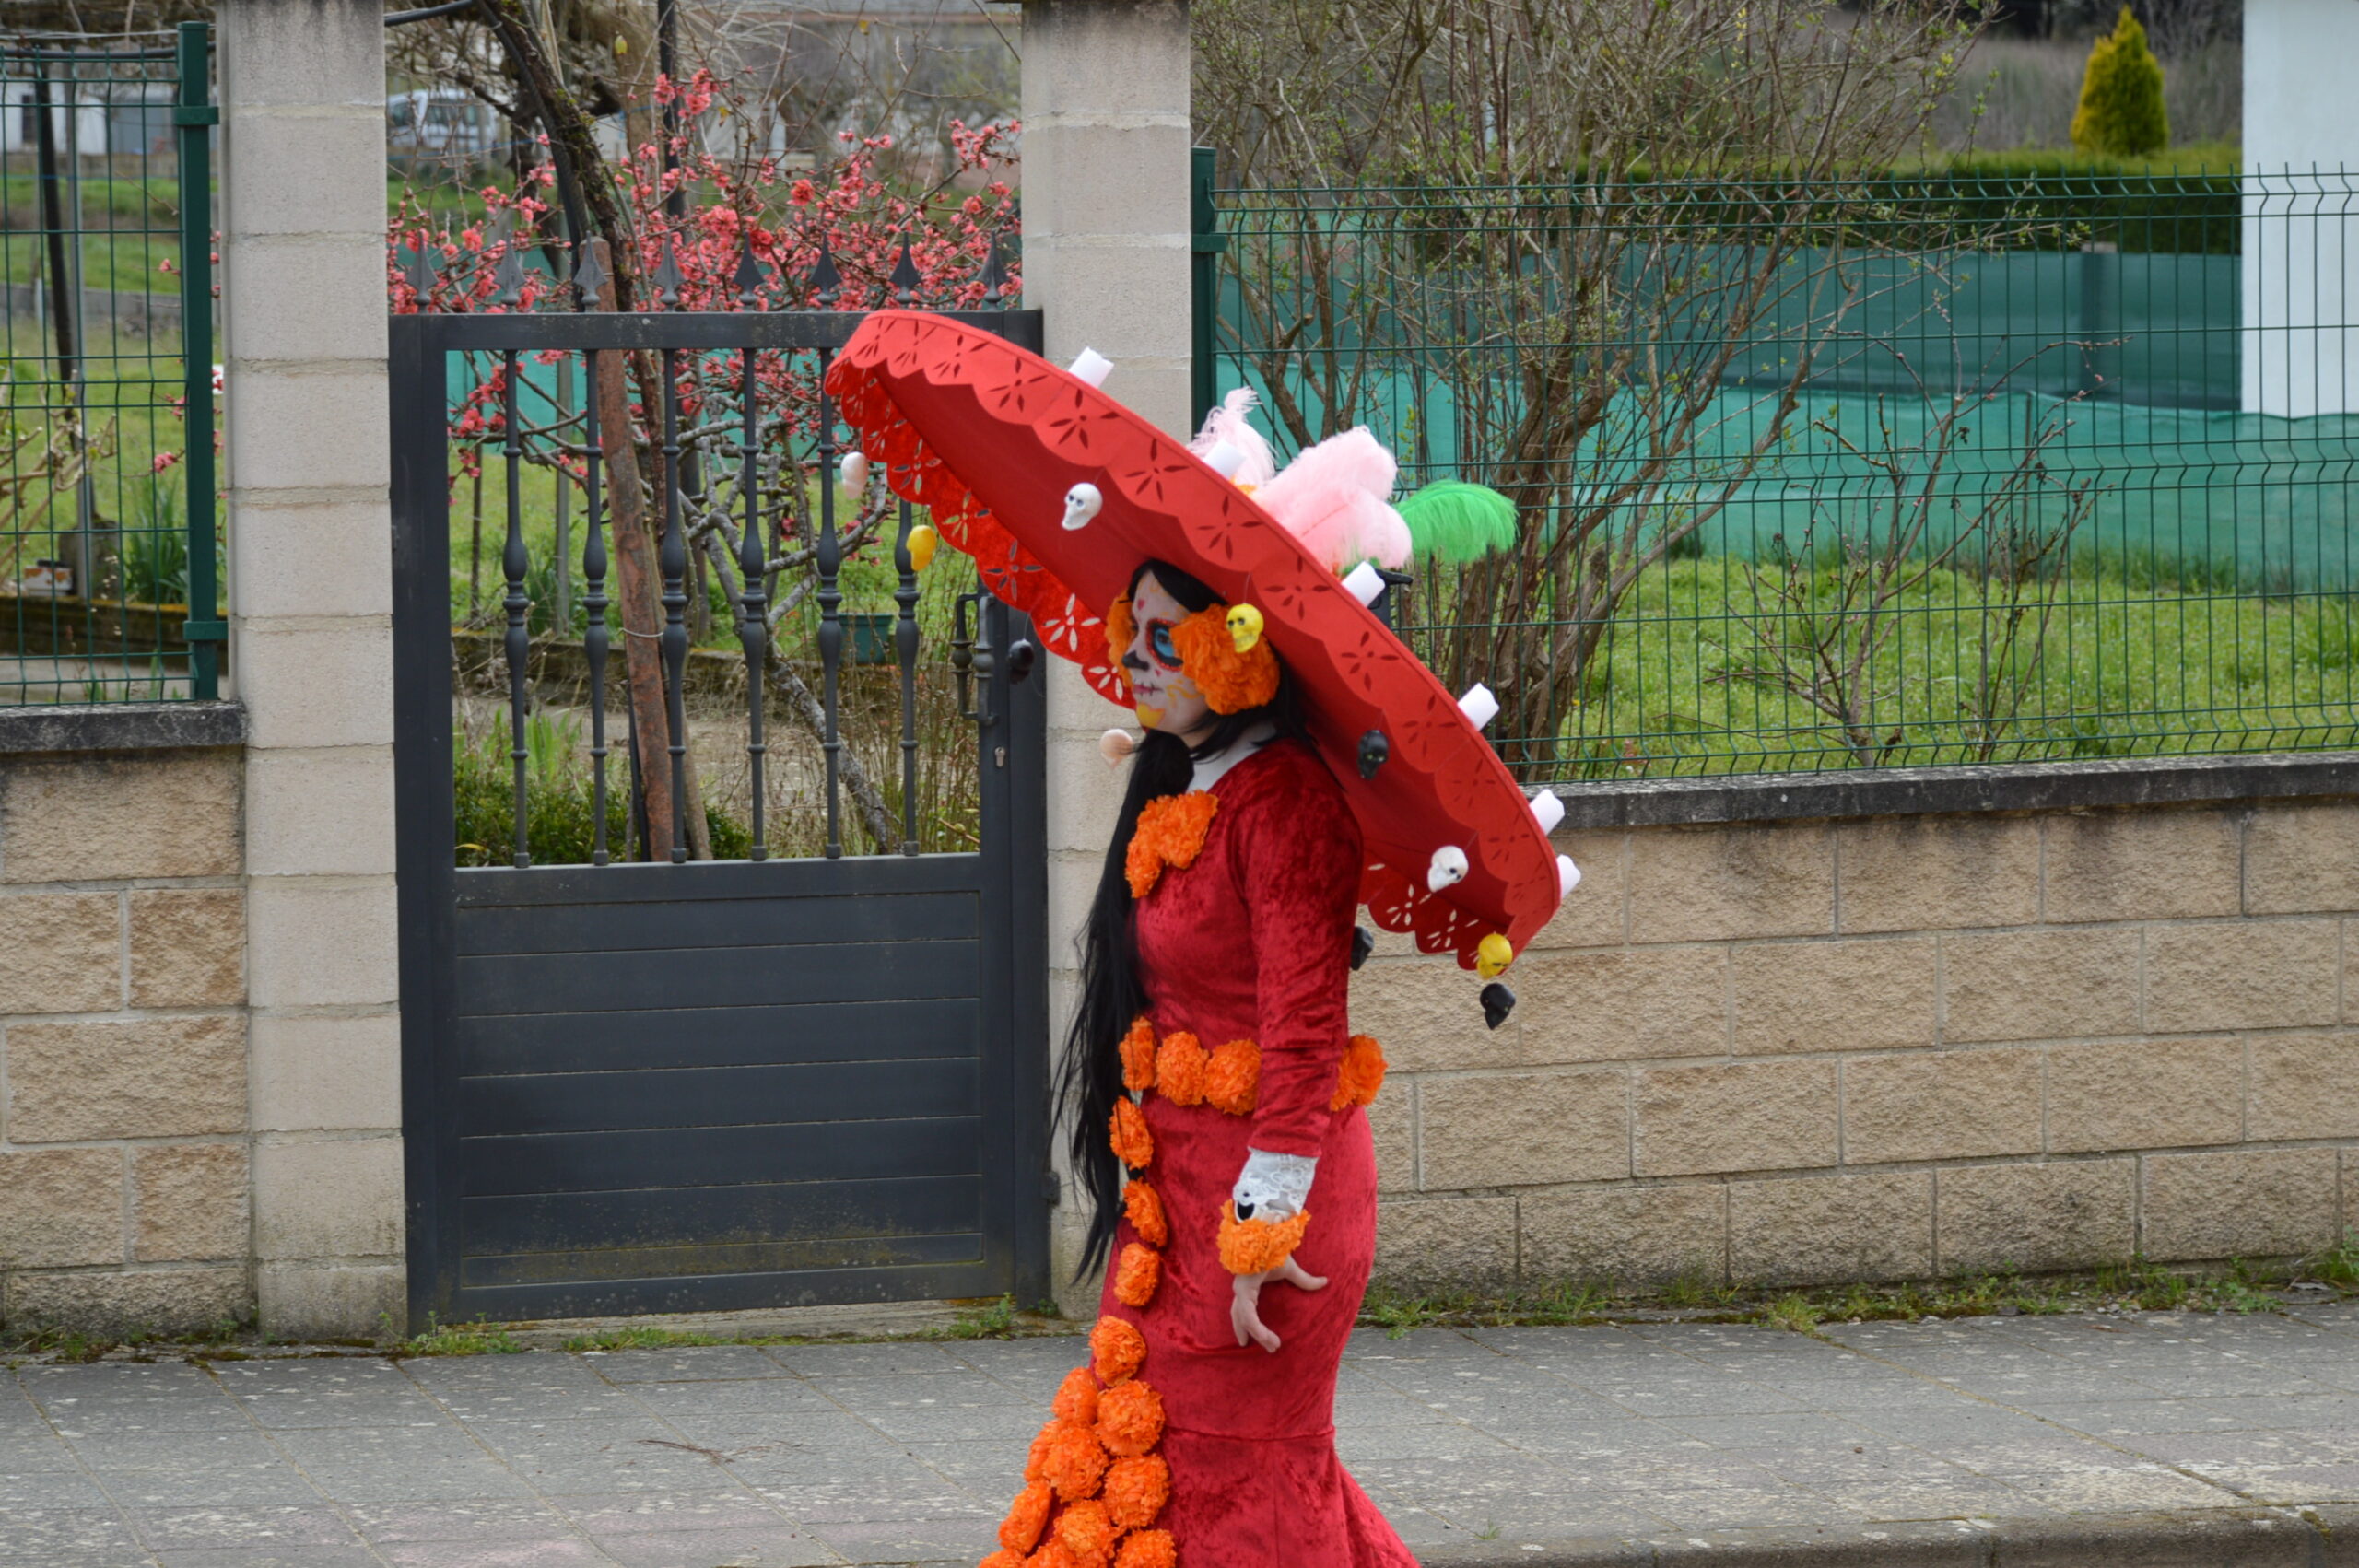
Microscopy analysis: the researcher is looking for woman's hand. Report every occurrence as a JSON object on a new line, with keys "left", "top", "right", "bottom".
{"left": 1230, "top": 1254, "right": 1328, "bottom": 1352}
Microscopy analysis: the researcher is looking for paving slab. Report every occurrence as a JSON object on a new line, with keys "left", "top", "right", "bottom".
{"left": 18, "top": 1306, "right": 2359, "bottom": 1563}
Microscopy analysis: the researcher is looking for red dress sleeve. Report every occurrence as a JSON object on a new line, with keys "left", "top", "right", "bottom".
{"left": 1231, "top": 749, "right": 1363, "bottom": 1158}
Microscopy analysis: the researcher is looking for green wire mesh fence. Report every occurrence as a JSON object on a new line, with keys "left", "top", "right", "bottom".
{"left": 1203, "top": 168, "right": 2359, "bottom": 781}
{"left": 0, "top": 26, "right": 217, "bottom": 705}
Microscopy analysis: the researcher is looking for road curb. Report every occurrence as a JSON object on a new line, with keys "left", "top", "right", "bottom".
{"left": 1414, "top": 1504, "right": 2359, "bottom": 1568}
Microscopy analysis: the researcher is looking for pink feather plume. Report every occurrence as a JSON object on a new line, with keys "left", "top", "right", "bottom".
{"left": 1251, "top": 427, "right": 1413, "bottom": 572}
{"left": 1189, "top": 388, "right": 1278, "bottom": 489}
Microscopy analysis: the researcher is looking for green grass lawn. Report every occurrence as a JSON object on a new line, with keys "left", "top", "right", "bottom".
{"left": 1444, "top": 555, "right": 2359, "bottom": 779}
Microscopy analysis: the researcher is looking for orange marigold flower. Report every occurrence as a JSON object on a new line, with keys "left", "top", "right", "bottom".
{"left": 1119, "top": 1016, "right": 1157, "bottom": 1094}
{"left": 1113, "top": 1243, "right": 1161, "bottom": 1308}
{"left": 1102, "top": 594, "right": 1135, "bottom": 672}
{"left": 1103, "top": 1453, "right": 1170, "bottom": 1530}
{"left": 1216, "top": 1202, "right": 1312, "bottom": 1276}
{"left": 1203, "top": 1038, "right": 1260, "bottom": 1116}
{"left": 1027, "top": 1540, "right": 1086, "bottom": 1568}
{"left": 1123, "top": 1180, "right": 1168, "bottom": 1247}
{"left": 1152, "top": 1033, "right": 1206, "bottom": 1106}
{"left": 1170, "top": 603, "right": 1279, "bottom": 714}
{"left": 1041, "top": 1420, "right": 1109, "bottom": 1502}
{"left": 1051, "top": 1365, "right": 1099, "bottom": 1426}
{"left": 1055, "top": 1499, "right": 1119, "bottom": 1566}
{"left": 1025, "top": 1419, "right": 1058, "bottom": 1482}
{"left": 1125, "top": 792, "right": 1218, "bottom": 899}
{"left": 999, "top": 1480, "right": 1053, "bottom": 1553}
{"left": 1109, "top": 1098, "right": 1154, "bottom": 1171}
{"left": 1096, "top": 1377, "right": 1165, "bottom": 1457}
{"left": 1114, "top": 1527, "right": 1179, "bottom": 1568}
{"left": 981, "top": 1550, "right": 1026, "bottom": 1568}
{"left": 1329, "top": 1034, "right": 1389, "bottom": 1111}
{"left": 1090, "top": 1315, "right": 1146, "bottom": 1385}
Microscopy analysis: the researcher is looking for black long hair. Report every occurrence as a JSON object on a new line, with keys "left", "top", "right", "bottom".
{"left": 1062, "top": 559, "right": 1308, "bottom": 1274}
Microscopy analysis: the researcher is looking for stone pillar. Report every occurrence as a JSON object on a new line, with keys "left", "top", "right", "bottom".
{"left": 1019, "top": 0, "right": 1191, "bottom": 1312}
{"left": 219, "top": 0, "right": 404, "bottom": 1337}
{"left": 2241, "top": 0, "right": 2359, "bottom": 415}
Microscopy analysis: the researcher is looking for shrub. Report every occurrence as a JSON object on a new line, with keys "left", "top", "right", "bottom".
{"left": 2071, "top": 7, "right": 2169, "bottom": 158}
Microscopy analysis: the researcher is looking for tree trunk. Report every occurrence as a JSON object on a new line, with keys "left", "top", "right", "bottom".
{"left": 582, "top": 243, "right": 676, "bottom": 859}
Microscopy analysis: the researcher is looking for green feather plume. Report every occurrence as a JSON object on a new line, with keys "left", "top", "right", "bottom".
{"left": 1397, "top": 481, "right": 1517, "bottom": 563}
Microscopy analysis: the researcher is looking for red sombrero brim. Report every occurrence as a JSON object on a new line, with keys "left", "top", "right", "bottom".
{"left": 826, "top": 310, "right": 1559, "bottom": 966}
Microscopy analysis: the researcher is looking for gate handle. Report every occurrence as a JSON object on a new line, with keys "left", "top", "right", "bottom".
{"left": 1005, "top": 639, "right": 1038, "bottom": 684}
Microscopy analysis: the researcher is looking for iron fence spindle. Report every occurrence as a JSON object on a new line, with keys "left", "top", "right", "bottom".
{"left": 501, "top": 347, "right": 530, "bottom": 866}
{"left": 660, "top": 346, "right": 690, "bottom": 863}
{"left": 583, "top": 346, "right": 612, "bottom": 867}
{"left": 894, "top": 498, "right": 921, "bottom": 851}
{"left": 738, "top": 342, "right": 769, "bottom": 860}
{"left": 816, "top": 348, "right": 844, "bottom": 860}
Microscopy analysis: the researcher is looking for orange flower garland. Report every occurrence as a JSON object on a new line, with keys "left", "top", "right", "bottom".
{"left": 1123, "top": 1179, "right": 1168, "bottom": 1247}
{"left": 1115, "top": 1527, "right": 1179, "bottom": 1568}
{"left": 1152, "top": 1032, "right": 1206, "bottom": 1106}
{"left": 1203, "top": 1038, "right": 1261, "bottom": 1117}
{"left": 1124, "top": 791, "right": 1218, "bottom": 899}
{"left": 1027, "top": 1540, "right": 1086, "bottom": 1568}
{"left": 1051, "top": 1365, "right": 1099, "bottom": 1426}
{"left": 1169, "top": 603, "right": 1279, "bottom": 714}
{"left": 1118, "top": 1016, "right": 1158, "bottom": 1093}
{"left": 1103, "top": 1454, "right": 1170, "bottom": 1530}
{"left": 1040, "top": 1420, "right": 1110, "bottom": 1502}
{"left": 1217, "top": 1201, "right": 1313, "bottom": 1276}
{"left": 1328, "top": 1033, "right": 1388, "bottom": 1111}
{"left": 1113, "top": 1242, "right": 1161, "bottom": 1307}
{"left": 1025, "top": 1422, "right": 1056, "bottom": 1482}
{"left": 1097, "top": 1378, "right": 1167, "bottom": 1457}
{"left": 1109, "top": 1098, "right": 1154, "bottom": 1171}
{"left": 1054, "top": 1500, "right": 1119, "bottom": 1565}
{"left": 1000, "top": 1480, "right": 1053, "bottom": 1553}
{"left": 1090, "top": 1315, "right": 1146, "bottom": 1384}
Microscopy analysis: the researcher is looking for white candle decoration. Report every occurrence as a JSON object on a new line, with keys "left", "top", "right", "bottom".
{"left": 1067, "top": 347, "right": 1114, "bottom": 387}
{"left": 1459, "top": 682, "right": 1499, "bottom": 731}
{"left": 1203, "top": 439, "right": 1247, "bottom": 479}
{"left": 1343, "top": 561, "right": 1386, "bottom": 605}
{"left": 1556, "top": 854, "right": 1582, "bottom": 898}
{"left": 1530, "top": 789, "right": 1566, "bottom": 835}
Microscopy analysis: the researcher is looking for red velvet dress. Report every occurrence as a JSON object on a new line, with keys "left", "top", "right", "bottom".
{"left": 990, "top": 740, "right": 1417, "bottom": 1568}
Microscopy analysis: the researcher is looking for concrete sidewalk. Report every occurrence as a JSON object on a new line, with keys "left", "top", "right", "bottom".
{"left": 13, "top": 1305, "right": 2359, "bottom": 1568}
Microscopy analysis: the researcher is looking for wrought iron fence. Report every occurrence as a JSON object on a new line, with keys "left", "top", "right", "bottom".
{"left": 0, "top": 24, "right": 217, "bottom": 704}
{"left": 1201, "top": 163, "right": 2359, "bottom": 780}
{"left": 396, "top": 234, "right": 1039, "bottom": 866}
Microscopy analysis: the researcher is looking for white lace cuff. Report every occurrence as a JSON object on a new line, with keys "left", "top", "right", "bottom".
{"left": 1232, "top": 1148, "right": 1318, "bottom": 1221}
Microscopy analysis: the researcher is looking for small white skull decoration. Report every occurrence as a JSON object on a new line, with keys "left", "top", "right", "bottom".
{"left": 1061, "top": 482, "right": 1103, "bottom": 532}
{"left": 1426, "top": 845, "right": 1470, "bottom": 893}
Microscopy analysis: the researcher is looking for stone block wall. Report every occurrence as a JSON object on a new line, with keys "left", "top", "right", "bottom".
{"left": 0, "top": 743, "right": 252, "bottom": 1333}
{"left": 1360, "top": 794, "right": 2359, "bottom": 1292}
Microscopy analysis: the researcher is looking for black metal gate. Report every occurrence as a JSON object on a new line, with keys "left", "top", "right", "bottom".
{"left": 391, "top": 293, "right": 1050, "bottom": 1328}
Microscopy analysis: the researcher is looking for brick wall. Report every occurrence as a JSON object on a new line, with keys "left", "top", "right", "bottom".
{"left": 0, "top": 746, "right": 251, "bottom": 1333}
{"left": 1357, "top": 798, "right": 2359, "bottom": 1291}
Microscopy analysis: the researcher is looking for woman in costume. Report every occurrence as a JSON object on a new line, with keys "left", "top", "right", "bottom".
{"left": 824, "top": 318, "right": 1577, "bottom": 1568}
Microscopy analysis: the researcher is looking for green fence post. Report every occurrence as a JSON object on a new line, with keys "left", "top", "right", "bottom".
{"left": 176, "top": 20, "right": 223, "bottom": 699}
{"left": 1190, "top": 146, "right": 1223, "bottom": 430}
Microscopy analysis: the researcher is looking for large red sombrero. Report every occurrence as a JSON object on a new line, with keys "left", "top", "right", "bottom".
{"left": 826, "top": 310, "right": 1564, "bottom": 972}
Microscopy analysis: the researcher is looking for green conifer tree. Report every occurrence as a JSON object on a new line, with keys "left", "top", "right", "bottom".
{"left": 2071, "top": 6, "right": 2170, "bottom": 157}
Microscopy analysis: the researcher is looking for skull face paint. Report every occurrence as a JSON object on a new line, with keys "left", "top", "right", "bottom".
{"left": 1123, "top": 570, "right": 1216, "bottom": 744}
